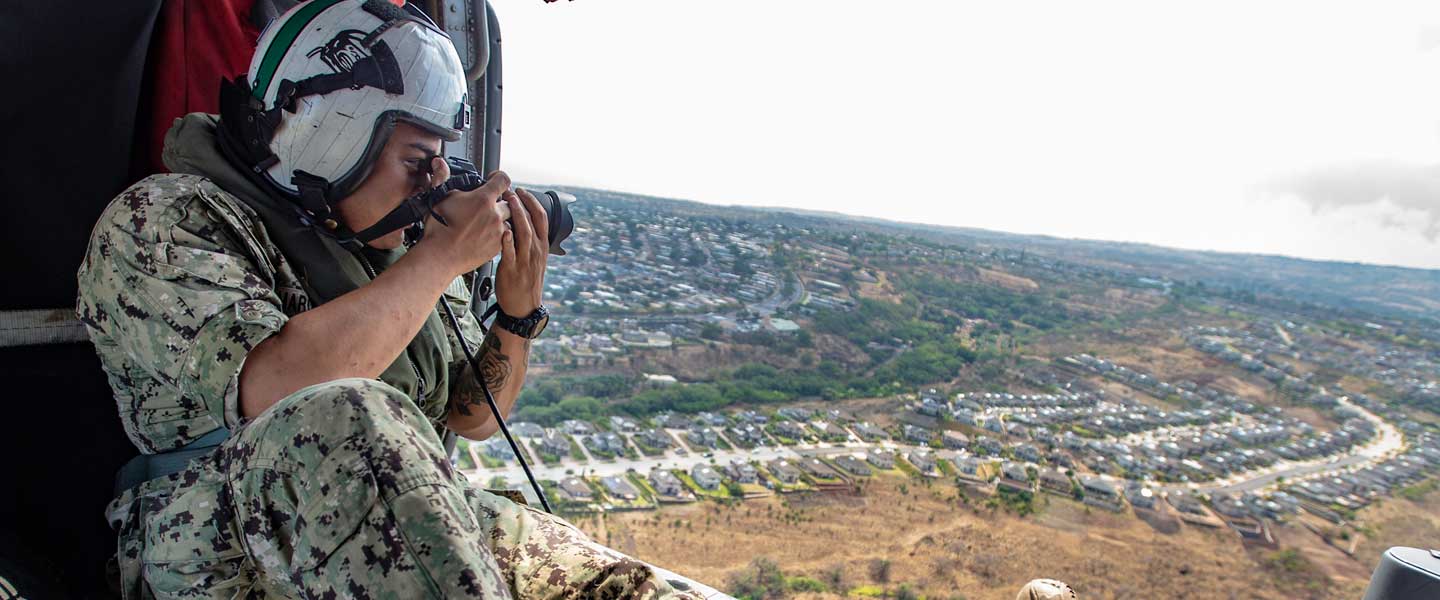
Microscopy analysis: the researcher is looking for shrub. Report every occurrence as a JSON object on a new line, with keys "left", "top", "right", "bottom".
{"left": 785, "top": 577, "right": 826, "bottom": 593}
{"left": 728, "top": 557, "right": 787, "bottom": 600}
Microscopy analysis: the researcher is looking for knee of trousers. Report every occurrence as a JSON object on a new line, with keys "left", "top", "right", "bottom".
{"left": 225, "top": 378, "right": 456, "bottom": 495}
{"left": 222, "top": 380, "right": 493, "bottom": 591}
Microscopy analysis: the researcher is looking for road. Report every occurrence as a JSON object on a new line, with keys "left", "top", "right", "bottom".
{"left": 1159, "top": 395, "right": 1405, "bottom": 497}
{"left": 752, "top": 272, "right": 805, "bottom": 316}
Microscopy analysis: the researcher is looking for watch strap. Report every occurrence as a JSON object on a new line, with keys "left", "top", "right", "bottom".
{"left": 494, "top": 305, "right": 548, "bottom": 339}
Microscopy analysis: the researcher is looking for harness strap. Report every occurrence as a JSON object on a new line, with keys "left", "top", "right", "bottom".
{"left": 113, "top": 427, "right": 231, "bottom": 496}
{"left": 0, "top": 308, "right": 87, "bottom": 348}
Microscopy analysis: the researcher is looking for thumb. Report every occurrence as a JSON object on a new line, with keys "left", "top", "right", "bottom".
{"left": 430, "top": 156, "right": 451, "bottom": 187}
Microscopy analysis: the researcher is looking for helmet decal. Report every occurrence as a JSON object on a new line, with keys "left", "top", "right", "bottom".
{"left": 307, "top": 30, "right": 371, "bottom": 75}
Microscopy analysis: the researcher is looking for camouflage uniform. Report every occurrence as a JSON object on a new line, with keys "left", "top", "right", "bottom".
{"left": 79, "top": 164, "right": 700, "bottom": 598}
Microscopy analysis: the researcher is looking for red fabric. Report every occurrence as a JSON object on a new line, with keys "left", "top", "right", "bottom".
{"left": 136, "top": 0, "right": 261, "bottom": 178}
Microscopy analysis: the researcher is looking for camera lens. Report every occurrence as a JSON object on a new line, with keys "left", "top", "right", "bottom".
{"left": 538, "top": 191, "right": 576, "bottom": 256}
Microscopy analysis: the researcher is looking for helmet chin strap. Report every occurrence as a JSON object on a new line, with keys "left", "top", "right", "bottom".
{"left": 318, "top": 167, "right": 476, "bottom": 251}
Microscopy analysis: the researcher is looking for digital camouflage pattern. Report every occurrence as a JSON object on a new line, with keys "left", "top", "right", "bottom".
{"left": 84, "top": 175, "right": 703, "bottom": 598}
{"left": 77, "top": 174, "right": 305, "bottom": 453}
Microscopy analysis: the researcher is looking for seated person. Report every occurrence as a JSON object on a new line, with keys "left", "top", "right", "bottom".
{"left": 78, "top": 0, "right": 701, "bottom": 597}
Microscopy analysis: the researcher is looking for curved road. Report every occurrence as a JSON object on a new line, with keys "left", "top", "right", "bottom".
{"left": 1161, "top": 395, "right": 1404, "bottom": 497}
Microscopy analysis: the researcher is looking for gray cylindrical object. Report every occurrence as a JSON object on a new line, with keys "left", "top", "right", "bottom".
{"left": 1363, "top": 547, "right": 1440, "bottom": 600}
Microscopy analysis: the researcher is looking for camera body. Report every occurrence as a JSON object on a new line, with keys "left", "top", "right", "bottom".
{"left": 411, "top": 157, "right": 576, "bottom": 257}
{"left": 408, "top": 157, "right": 577, "bottom": 313}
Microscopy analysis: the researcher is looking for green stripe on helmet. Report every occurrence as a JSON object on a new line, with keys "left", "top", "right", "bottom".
{"left": 252, "top": 0, "right": 350, "bottom": 102}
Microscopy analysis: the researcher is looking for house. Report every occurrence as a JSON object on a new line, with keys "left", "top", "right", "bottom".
{"left": 942, "top": 430, "right": 971, "bottom": 450}
{"left": 557, "top": 477, "right": 593, "bottom": 502}
{"left": 852, "top": 422, "right": 889, "bottom": 441}
{"left": 724, "top": 460, "right": 758, "bottom": 483}
{"left": 609, "top": 416, "right": 639, "bottom": 432}
{"left": 1211, "top": 493, "right": 1251, "bottom": 519}
{"left": 561, "top": 419, "right": 595, "bottom": 436}
{"left": 953, "top": 456, "right": 985, "bottom": 482}
{"left": 691, "top": 464, "right": 723, "bottom": 489}
{"left": 510, "top": 422, "right": 545, "bottom": 438}
{"left": 736, "top": 410, "right": 769, "bottom": 424}
{"left": 1007, "top": 423, "right": 1032, "bottom": 439}
{"left": 810, "top": 422, "right": 848, "bottom": 442}
{"left": 482, "top": 437, "right": 514, "bottom": 460}
{"left": 903, "top": 424, "right": 932, "bottom": 444}
{"left": 1081, "top": 476, "right": 1124, "bottom": 512}
{"left": 778, "top": 407, "right": 814, "bottom": 421}
{"left": 686, "top": 427, "right": 719, "bottom": 448}
{"left": 1124, "top": 482, "right": 1157, "bottom": 509}
{"left": 585, "top": 432, "right": 626, "bottom": 456}
{"left": 1014, "top": 444, "right": 1043, "bottom": 464}
{"left": 729, "top": 424, "right": 765, "bottom": 446}
{"left": 797, "top": 457, "right": 840, "bottom": 480}
{"left": 834, "top": 455, "right": 871, "bottom": 476}
{"left": 975, "top": 435, "right": 1003, "bottom": 456}
{"left": 634, "top": 429, "right": 673, "bottom": 450}
{"left": 600, "top": 476, "right": 640, "bottom": 501}
{"left": 538, "top": 430, "right": 571, "bottom": 457}
{"left": 774, "top": 421, "right": 807, "bottom": 440}
{"left": 767, "top": 459, "right": 803, "bottom": 484}
{"left": 1038, "top": 469, "right": 1072, "bottom": 496}
{"left": 696, "top": 411, "right": 729, "bottom": 427}
{"left": 998, "top": 462, "right": 1032, "bottom": 492}
{"left": 654, "top": 412, "right": 690, "bottom": 429}
{"left": 907, "top": 450, "right": 939, "bottom": 475}
{"left": 649, "top": 468, "right": 686, "bottom": 497}
{"left": 917, "top": 396, "right": 949, "bottom": 416}
{"left": 866, "top": 449, "right": 896, "bottom": 469}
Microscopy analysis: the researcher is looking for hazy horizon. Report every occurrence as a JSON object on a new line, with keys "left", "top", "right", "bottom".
{"left": 528, "top": 179, "right": 1440, "bottom": 274}
{"left": 497, "top": 1, "right": 1440, "bottom": 271}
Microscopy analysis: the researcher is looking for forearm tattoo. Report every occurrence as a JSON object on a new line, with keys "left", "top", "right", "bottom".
{"left": 454, "top": 330, "right": 529, "bottom": 416}
{"left": 478, "top": 330, "right": 512, "bottom": 391}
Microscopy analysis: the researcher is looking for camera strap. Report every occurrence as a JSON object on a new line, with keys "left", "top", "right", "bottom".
{"left": 344, "top": 167, "right": 485, "bottom": 248}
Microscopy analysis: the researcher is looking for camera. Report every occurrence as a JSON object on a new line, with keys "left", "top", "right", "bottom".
{"left": 413, "top": 157, "right": 576, "bottom": 256}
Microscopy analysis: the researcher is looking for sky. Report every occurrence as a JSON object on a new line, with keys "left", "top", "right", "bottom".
{"left": 494, "top": 1, "right": 1440, "bottom": 270}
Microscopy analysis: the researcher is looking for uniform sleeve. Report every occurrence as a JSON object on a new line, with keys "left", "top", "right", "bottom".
{"left": 79, "top": 183, "right": 288, "bottom": 435}
{"left": 441, "top": 274, "right": 486, "bottom": 361}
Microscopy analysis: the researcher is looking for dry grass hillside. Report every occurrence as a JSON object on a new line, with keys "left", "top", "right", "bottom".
{"left": 569, "top": 473, "right": 1374, "bottom": 599}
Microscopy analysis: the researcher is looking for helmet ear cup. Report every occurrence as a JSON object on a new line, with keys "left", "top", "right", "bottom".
{"left": 217, "top": 77, "right": 282, "bottom": 173}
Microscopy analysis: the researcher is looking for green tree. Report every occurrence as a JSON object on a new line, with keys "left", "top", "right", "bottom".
{"left": 727, "top": 557, "right": 787, "bottom": 600}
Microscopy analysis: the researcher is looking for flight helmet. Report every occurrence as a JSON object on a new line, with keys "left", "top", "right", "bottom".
{"left": 219, "top": 0, "right": 469, "bottom": 229}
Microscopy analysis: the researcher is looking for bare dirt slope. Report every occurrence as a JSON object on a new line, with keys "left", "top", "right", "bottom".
{"left": 573, "top": 474, "right": 1364, "bottom": 599}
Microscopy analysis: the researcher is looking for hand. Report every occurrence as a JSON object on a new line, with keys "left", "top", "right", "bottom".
{"left": 420, "top": 163, "right": 512, "bottom": 276}
{"left": 495, "top": 187, "right": 549, "bottom": 317}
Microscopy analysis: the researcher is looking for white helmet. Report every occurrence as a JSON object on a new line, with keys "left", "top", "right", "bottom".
{"left": 220, "top": 0, "right": 469, "bottom": 219}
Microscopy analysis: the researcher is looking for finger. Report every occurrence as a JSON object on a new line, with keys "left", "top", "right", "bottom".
{"left": 430, "top": 156, "right": 451, "bottom": 187}
{"left": 495, "top": 199, "right": 512, "bottom": 223}
{"left": 506, "top": 190, "right": 535, "bottom": 265}
{"left": 516, "top": 188, "right": 549, "bottom": 249}
{"left": 476, "top": 170, "right": 512, "bottom": 202}
{"left": 498, "top": 227, "right": 516, "bottom": 270}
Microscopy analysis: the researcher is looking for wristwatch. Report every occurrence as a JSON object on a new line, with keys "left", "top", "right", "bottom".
{"left": 494, "top": 305, "right": 550, "bottom": 339}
